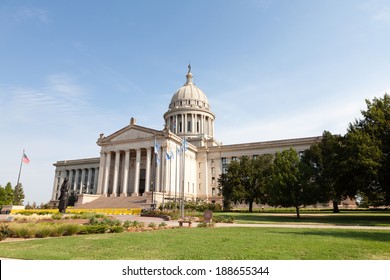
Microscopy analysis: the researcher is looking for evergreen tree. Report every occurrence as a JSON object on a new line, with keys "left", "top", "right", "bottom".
{"left": 13, "top": 183, "right": 25, "bottom": 205}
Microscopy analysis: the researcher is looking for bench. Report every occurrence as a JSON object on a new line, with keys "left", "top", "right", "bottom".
{"left": 178, "top": 220, "right": 192, "bottom": 227}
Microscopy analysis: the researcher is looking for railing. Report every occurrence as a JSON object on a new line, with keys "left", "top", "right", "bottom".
{"left": 9, "top": 208, "right": 142, "bottom": 215}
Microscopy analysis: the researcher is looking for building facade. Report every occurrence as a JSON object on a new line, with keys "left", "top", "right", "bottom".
{"left": 51, "top": 66, "right": 321, "bottom": 206}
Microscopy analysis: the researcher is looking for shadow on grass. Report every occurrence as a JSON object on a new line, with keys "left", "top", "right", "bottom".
{"left": 271, "top": 228, "right": 390, "bottom": 243}
{"left": 216, "top": 213, "right": 390, "bottom": 226}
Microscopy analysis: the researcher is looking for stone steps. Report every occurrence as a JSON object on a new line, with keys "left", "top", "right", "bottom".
{"left": 74, "top": 196, "right": 150, "bottom": 209}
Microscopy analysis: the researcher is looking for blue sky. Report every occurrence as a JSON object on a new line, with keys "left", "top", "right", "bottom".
{"left": 1, "top": 0, "right": 390, "bottom": 205}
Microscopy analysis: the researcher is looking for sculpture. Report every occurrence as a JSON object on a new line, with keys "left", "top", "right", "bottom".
{"left": 58, "top": 178, "right": 69, "bottom": 213}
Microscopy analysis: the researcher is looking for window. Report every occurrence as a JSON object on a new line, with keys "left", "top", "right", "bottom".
{"left": 212, "top": 177, "right": 215, "bottom": 184}
{"left": 222, "top": 157, "right": 228, "bottom": 174}
{"left": 211, "top": 159, "right": 214, "bottom": 165}
{"left": 212, "top": 188, "right": 216, "bottom": 196}
{"left": 199, "top": 162, "right": 202, "bottom": 168}
{"left": 232, "top": 156, "right": 238, "bottom": 161}
{"left": 253, "top": 155, "right": 258, "bottom": 160}
{"left": 211, "top": 167, "right": 215, "bottom": 174}
{"left": 199, "top": 173, "right": 201, "bottom": 179}
{"left": 187, "top": 121, "right": 191, "bottom": 132}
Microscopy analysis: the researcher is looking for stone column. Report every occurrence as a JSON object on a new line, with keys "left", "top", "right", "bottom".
{"left": 112, "top": 151, "right": 120, "bottom": 197}
{"left": 68, "top": 170, "right": 73, "bottom": 192}
{"left": 73, "top": 169, "right": 79, "bottom": 192}
{"left": 93, "top": 167, "right": 99, "bottom": 193}
{"left": 121, "top": 149, "right": 130, "bottom": 196}
{"left": 133, "top": 148, "right": 141, "bottom": 196}
{"left": 86, "top": 168, "right": 92, "bottom": 194}
{"left": 103, "top": 152, "right": 111, "bottom": 196}
{"left": 51, "top": 171, "right": 59, "bottom": 200}
{"left": 96, "top": 152, "right": 106, "bottom": 194}
{"left": 192, "top": 114, "right": 195, "bottom": 133}
{"left": 201, "top": 115, "right": 205, "bottom": 134}
{"left": 80, "top": 169, "right": 86, "bottom": 194}
{"left": 184, "top": 113, "right": 187, "bottom": 132}
{"left": 145, "top": 147, "right": 151, "bottom": 192}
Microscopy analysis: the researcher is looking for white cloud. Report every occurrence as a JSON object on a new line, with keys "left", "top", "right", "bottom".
{"left": 0, "top": 5, "right": 48, "bottom": 26}
{"left": 373, "top": 7, "right": 390, "bottom": 24}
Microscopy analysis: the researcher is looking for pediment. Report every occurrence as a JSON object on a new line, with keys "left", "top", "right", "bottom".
{"left": 101, "top": 124, "right": 161, "bottom": 144}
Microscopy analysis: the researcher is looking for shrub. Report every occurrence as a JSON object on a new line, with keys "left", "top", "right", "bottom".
{"left": 123, "top": 220, "right": 132, "bottom": 228}
{"left": 50, "top": 224, "right": 67, "bottom": 237}
{"left": 125, "top": 220, "right": 145, "bottom": 229}
{"left": 88, "top": 216, "right": 121, "bottom": 226}
{"left": 34, "top": 224, "right": 52, "bottom": 238}
{"left": 158, "top": 222, "right": 168, "bottom": 228}
{"left": 197, "top": 221, "right": 215, "bottom": 228}
{"left": 78, "top": 225, "right": 108, "bottom": 234}
{"left": 10, "top": 224, "right": 34, "bottom": 238}
{"left": 0, "top": 224, "right": 12, "bottom": 241}
{"left": 51, "top": 213, "right": 63, "bottom": 220}
{"left": 110, "top": 226, "right": 124, "bottom": 233}
{"left": 148, "top": 222, "right": 158, "bottom": 229}
{"left": 62, "top": 224, "right": 80, "bottom": 236}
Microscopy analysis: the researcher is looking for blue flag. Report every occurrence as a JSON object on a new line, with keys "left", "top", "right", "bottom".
{"left": 181, "top": 138, "right": 188, "bottom": 153}
{"left": 156, "top": 154, "right": 160, "bottom": 166}
{"left": 154, "top": 139, "right": 160, "bottom": 154}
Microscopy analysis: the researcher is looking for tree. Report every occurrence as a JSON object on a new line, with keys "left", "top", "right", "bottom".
{"left": 346, "top": 94, "right": 390, "bottom": 206}
{"left": 67, "top": 191, "right": 78, "bottom": 207}
{"left": 13, "top": 183, "right": 25, "bottom": 205}
{"left": 0, "top": 183, "right": 15, "bottom": 206}
{"left": 268, "top": 148, "right": 319, "bottom": 218}
{"left": 218, "top": 155, "right": 273, "bottom": 212}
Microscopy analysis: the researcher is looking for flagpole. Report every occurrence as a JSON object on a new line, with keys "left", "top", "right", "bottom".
{"left": 180, "top": 136, "right": 186, "bottom": 219}
{"left": 16, "top": 150, "right": 25, "bottom": 187}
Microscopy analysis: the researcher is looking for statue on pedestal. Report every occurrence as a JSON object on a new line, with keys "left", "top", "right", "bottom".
{"left": 58, "top": 178, "right": 69, "bottom": 214}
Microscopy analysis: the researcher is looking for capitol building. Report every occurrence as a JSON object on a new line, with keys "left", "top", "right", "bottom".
{"left": 50, "top": 66, "right": 321, "bottom": 208}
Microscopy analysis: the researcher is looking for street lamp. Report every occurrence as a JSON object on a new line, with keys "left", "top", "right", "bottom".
{"left": 151, "top": 181, "right": 155, "bottom": 211}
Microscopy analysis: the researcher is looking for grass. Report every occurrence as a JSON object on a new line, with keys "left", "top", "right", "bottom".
{"left": 0, "top": 227, "right": 389, "bottom": 260}
{"left": 214, "top": 211, "right": 390, "bottom": 226}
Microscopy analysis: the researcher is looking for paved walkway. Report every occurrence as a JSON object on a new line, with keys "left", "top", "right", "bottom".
{"left": 111, "top": 214, "right": 390, "bottom": 230}
{"left": 2, "top": 214, "right": 390, "bottom": 230}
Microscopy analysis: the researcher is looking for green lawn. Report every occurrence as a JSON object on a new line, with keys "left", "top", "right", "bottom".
{"left": 0, "top": 227, "right": 389, "bottom": 260}
{"left": 214, "top": 211, "right": 390, "bottom": 226}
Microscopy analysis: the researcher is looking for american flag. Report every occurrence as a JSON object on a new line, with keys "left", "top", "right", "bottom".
{"left": 22, "top": 152, "right": 30, "bottom": 164}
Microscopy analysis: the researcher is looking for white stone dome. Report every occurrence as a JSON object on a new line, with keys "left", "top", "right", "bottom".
{"left": 168, "top": 67, "right": 211, "bottom": 111}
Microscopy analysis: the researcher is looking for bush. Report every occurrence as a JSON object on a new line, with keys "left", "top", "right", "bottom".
{"left": 158, "top": 222, "right": 168, "bottom": 228}
{"left": 123, "top": 220, "right": 132, "bottom": 228}
{"left": 78, "top": 225, "right": 108, "bottom": 234}
{"left": 10, "top": 224, "right": 34, "bottom": 238}
{"left": 88, "top": 216, "right": 121, "bottom": 226}
{"left": 34, "top": 224, "right": 52, "bottom": 238}
{"left": 62, "top": 224, "right": 80, "bottom": 236}
{"left": 148, "top": 222, "right": 158, "bottom": 229}
{"left": 50, "top": 224, "right": 67, "bottom": 237}
{"left": 0, "top": 224, "right": 12, "bottom": 240}
{"left": 213, "top": 215, "right": 235, "bottom": 223}
{"left": 125, "top": 220, "right": 145, "bottom": 229}
{"left": 197, "top": 221, "right": 215, "bottom": 228}
{"left": 110, "top": 226, "right": 124, "bottom": 233}
{"left": 51, "top": 213, "right": 63, "bottom": 220}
